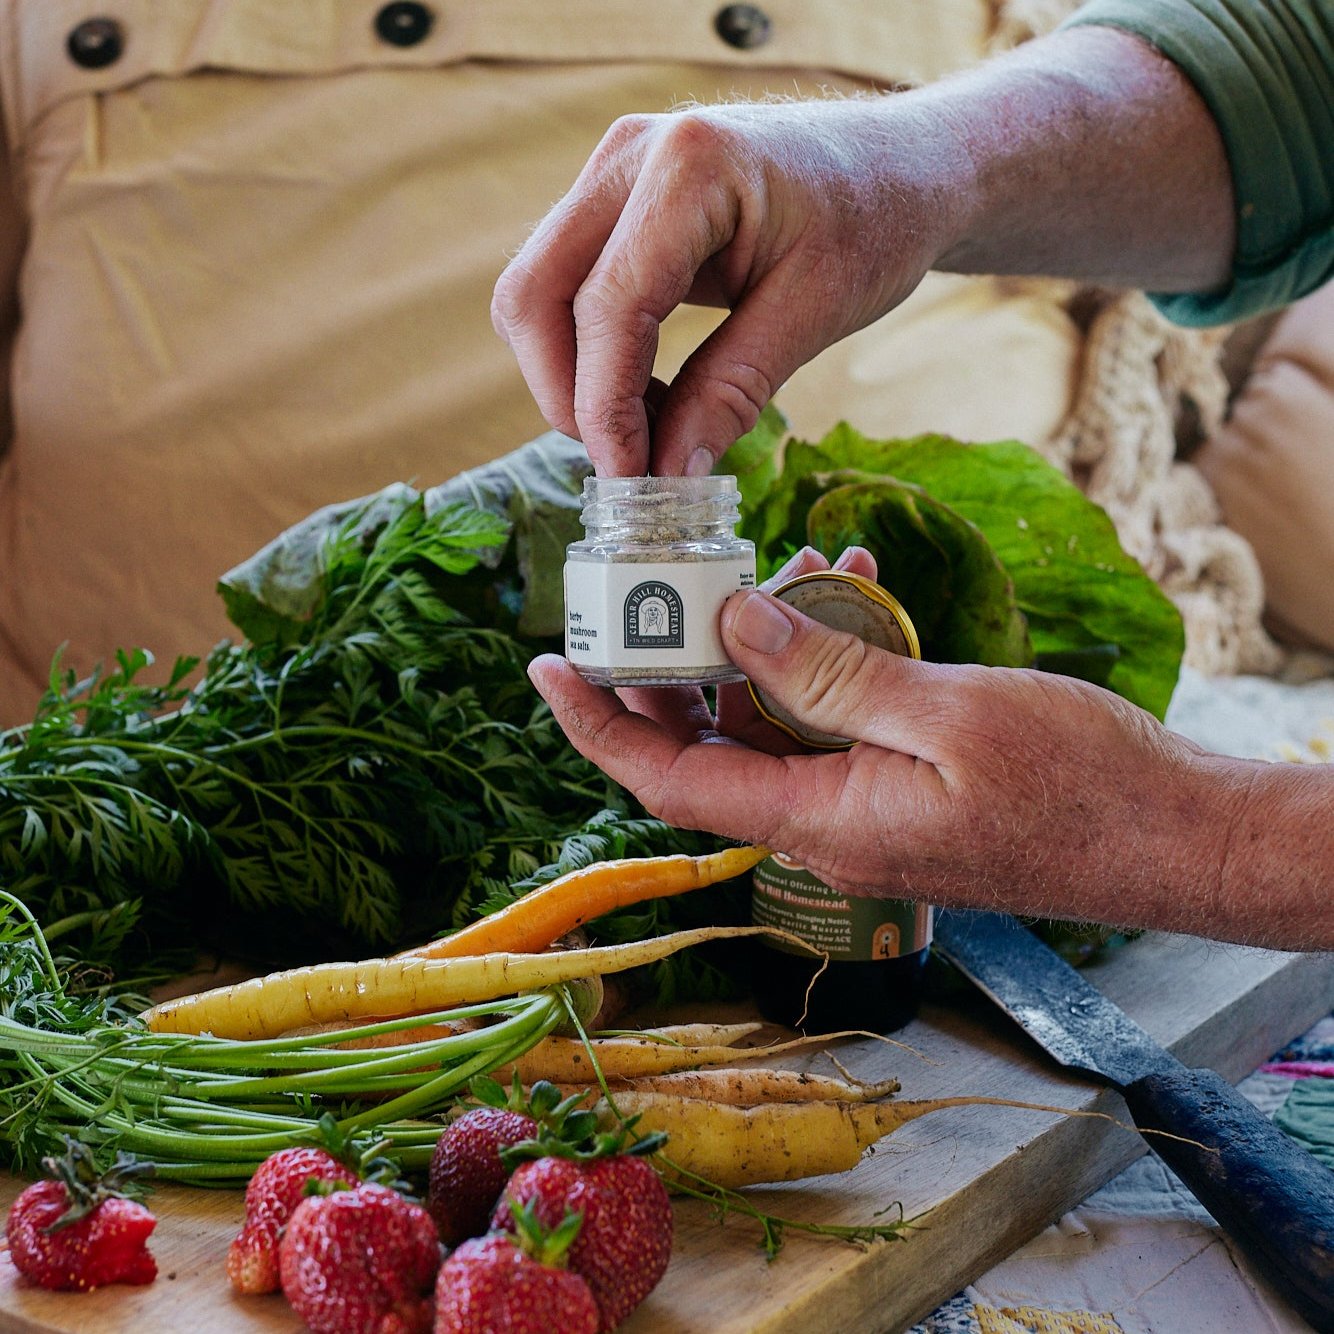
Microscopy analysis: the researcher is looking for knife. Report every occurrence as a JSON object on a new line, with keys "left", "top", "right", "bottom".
{"left": 933, "top": 909, "right": 1334, "bottom": 1333}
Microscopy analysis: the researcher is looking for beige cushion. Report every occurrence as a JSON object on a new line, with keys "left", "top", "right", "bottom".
{"left": 1195, "top": 281, "right": 1334, "bottom": 653}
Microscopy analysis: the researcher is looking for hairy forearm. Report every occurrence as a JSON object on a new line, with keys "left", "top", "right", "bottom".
{"left": 1095, "top": 749, "right": 1333, "bottom": 951}
{"left": 1204, "top": 758, "right": 1334, "bottom": 951}
{"left": 919, "top": 25, "right": 1235, "bottom": 293}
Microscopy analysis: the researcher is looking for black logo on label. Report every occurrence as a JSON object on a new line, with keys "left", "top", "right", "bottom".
{"left": 624, "top": 581, "right": 684, "bottom": 649}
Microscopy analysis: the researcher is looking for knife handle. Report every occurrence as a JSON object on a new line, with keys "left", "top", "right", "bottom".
{"left": 1122, "top": 1066, "right": 1334, "bottom": 1333}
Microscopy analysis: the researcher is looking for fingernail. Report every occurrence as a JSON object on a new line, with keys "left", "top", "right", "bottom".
{"left": 768, "top": 546, "right": 815, "bottom": 586}
{"left": 832, "top": 548, "right": 858, "bottom": 571}
{"left": 730, "top": 591, "right": 795, "bottom": 655}
{"left": 686, "top": 448, "right": 714, "bottom": 477}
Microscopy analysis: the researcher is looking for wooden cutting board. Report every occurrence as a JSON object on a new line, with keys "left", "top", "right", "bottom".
{"left": 2, "top": 933, "right": 1331, "bottom": 1334}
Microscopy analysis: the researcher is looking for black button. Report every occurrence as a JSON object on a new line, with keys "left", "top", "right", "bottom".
{"left": 67, "top": 17, "right": 124, "bottom": 70}
{"left": 714, "top": 4, "right": 772, "bottom": 50}
{"left": 374, "top": 2, "right": 434, "bottom": 47}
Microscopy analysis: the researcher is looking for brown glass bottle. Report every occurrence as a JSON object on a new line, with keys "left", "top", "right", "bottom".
{"left": 750, "top": 855, "right": 931, "bottom": 1034}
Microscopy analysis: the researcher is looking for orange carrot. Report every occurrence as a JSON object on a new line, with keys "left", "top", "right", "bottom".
{"left": 396, "top": 845, "right": 770, "bottom": 960}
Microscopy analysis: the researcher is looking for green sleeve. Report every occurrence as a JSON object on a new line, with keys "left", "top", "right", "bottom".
{"left": 1063, "top": 0, "right": 1333, "bottom": 326}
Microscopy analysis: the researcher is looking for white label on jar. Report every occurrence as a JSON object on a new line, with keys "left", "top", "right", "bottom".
{"left": 564, "top": 557, "right": 755, "bottom": 669}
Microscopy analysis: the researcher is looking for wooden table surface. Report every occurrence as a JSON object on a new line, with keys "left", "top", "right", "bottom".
{"left": 2, "top": 933, "right": 1331, "bottom": 1334}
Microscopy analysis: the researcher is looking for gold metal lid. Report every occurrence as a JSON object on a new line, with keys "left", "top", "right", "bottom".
{"left": 747, "top": 571, "right": 920, "bottom": 749}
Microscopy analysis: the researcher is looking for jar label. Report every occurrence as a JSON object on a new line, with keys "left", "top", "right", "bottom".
{"left": 564, "top": 557, "right": 755, "bottom": 669}
{"left": 751, "top": 856, "right": 932, "bottom": 961}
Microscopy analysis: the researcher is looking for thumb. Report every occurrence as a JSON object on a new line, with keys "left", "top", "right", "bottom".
{"left": 721, "top": 589, "right": 961, "bottom": 758}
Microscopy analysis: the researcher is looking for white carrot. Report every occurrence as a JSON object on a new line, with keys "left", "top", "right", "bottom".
{"left": 491, "top": 1030, "right": 875, "bottom": 1085}
{"left": 141, "top": 927, "right": 797, "bottom": 1040}
{"left": 551, "top": 1068, "right": 902, "bottom": 1105}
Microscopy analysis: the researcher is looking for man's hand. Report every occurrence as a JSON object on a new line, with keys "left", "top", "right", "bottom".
{"left": 494, "top": 27, "right": 1234, "bottom": 481}
{"left": 491, "top": 99, "right": 965, "bottom": 479}
{"left": 528, "top": 552, "right": 1334, "bottom": 950}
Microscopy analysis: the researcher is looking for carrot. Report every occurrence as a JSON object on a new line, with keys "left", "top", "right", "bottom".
{"left": 614, "top": 1022, "right": 766, "bottom": 1047}
{"left": 291, "top": 1019, "right": 478, "bottom": 1050}
{"left": 594, "top": 1091, "right": 1080, "bottom": 1188}
{"left": 276, "top": 1017, "right": 766, "bottom": 1055}
{"left": 396, "top": 845, "right": 770, "bottom": 960}
{"left": 141, "top": 925, "right": 792, "bottom": 1040}
{"left": 490, "top": 1030, "right": 866, "bottom": 1085}
{"left": 550, "top": 1068, "right": 902, "bottom": 1105}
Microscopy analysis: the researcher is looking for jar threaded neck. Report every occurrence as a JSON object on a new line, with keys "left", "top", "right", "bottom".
{"left": 579, "top": 475, "right": 741, "bottom": 538}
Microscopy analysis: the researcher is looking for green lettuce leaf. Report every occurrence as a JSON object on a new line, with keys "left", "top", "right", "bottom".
{"left": 739, "top": 424, "right": 1182, "bottom": 718}
{"left": 720, "top": 401, "right": 789, "bottom": 517}
{"left": 804, "top": 477, "right": 1032, "bottom": 667}
{"left": 427, "top": 431, "right": 591, "bottom": 636}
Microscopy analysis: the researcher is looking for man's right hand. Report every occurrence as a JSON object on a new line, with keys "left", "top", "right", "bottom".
{"left": 491, "top": 26, "right": 1235, "bottom": 481}
{"left": 490, "top": 98, "right": 967, "bottom": 479}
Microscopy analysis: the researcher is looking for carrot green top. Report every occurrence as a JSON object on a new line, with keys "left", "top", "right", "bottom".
{"left": 1066, "top": 0, "right": 1333, "bottom": 326}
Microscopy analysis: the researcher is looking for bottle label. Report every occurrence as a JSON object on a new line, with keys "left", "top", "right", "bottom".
{"left": 751, "top": 855, "right": 932, "bottom": 961}
{"left": 564, "top": 557, "right": 755, "bottom": 669}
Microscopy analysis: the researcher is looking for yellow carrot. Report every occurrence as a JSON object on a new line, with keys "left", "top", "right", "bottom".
{"left": 396, "top": 845, "right": 770, "bottom": 960}
{"left": 490, "top": 1030, "right": 867, "bottom": 1085}
{"left": 594, "top": 1091, "right": 1077, "bottom": 1188}
{"left": 141, "top": 926, "right": 787, "bottom": 1040}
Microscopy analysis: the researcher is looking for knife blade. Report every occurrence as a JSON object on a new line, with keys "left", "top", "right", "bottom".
{"left": 934, "top": 909, "right": 1334, "bottom": 1333}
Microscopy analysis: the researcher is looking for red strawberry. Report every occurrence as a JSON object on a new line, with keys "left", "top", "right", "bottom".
{"left": 427, "top": 1107, "right": 537, "bottom": 1245}
{"left": 5, "top": 1140, "right": 156, "bottom": 1291}
{"left": 428, "top": 1077, "right": 596, "bottom": 1246}
{"left": 492, "top": 1145, "right": 672, "bottom": 1332}
{"left": 433, "top": 1206, "right": 598, "bottom": 1334}
{"left": 278, "top": 1182, "right": 441, "bottom": 1334}
{"left": 227, "top": 1145, "right": 356, "bottom": 1295}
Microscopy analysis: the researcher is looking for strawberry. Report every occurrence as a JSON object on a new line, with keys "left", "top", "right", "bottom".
{"left": 226, "top": 1113, "right": 396, "bottom": 1296}
{"left": 278, "top": 1181, "right": 441, "bottom": 1334}
{"left": 491, "top": 1131, "right": 673, "bottom": 1332}
{"left": 5, "top": 1139, "right": 156, "bottom": 1291}
{"left": 428, "top": 1107, "right": 536, "bottom": 1245}
{"left": 428, "top": 1078, "right": 596, "bottom": 1246}
{"left": 226, "top": 1144, "right": 356, "bottom": 1295}
{"left": 433, "top": 1204, "right": 598, "bottom": 1334}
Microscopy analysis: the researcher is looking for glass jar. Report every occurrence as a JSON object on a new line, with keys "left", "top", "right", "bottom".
{"left": 751, "top": 854, "right": 933, "bottom": 1034}
{"left": 563, "top": 475, "right": 756, "bottom": 686}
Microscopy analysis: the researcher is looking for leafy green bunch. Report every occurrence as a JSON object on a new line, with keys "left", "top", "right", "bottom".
{"left": 0, "top": 438, "right": 726, "bottom": 987}
{"left": 0, "top": 891, "right": 567, "bottom": 1179}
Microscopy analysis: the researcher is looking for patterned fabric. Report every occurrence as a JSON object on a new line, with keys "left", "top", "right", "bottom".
{"left": 1273, "top": 1019, "right": 1334, "bottom": 1168}
{"left": 910, "top": 1294, "right": 982, "bottom": 1334}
